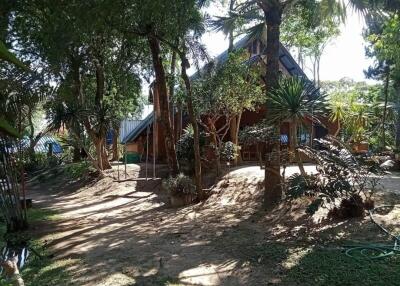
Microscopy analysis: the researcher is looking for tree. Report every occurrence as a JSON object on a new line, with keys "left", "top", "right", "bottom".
{"left": 267, "top": 76, "right": 326, "bottom": 176}
{"left": 0, "top": 36, "right": 30, "bottom": 232}
{"left": 120, "top": 0, "right": 204, "bottom": 175}
{"left": 365, "top": 13, "right": 400, "bottom": 150}
{"left": 212, "top": 0, "right": 385, "bottom": 207}
{"left": 281, "top": 3, "right": 340, "bottom": 86}
{"left": 193, "top": 50, "right": 264, "bottom": 175}
{"left": 324, "top": 79, "right": 383, "bottom": 148}
{"left": 12, "top": 0, "right": 143, "bottom": 171}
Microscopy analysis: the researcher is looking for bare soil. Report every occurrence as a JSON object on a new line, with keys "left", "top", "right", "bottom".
{"left": 27, "top": 164, "right": 400, "bottom": 286}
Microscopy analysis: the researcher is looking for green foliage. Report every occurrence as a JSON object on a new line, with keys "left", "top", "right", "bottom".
{"left": 220, "top": 141, "right": 238, "bottom": 161}
{"left": 239, "top": 122, "right": 276, "bottom": 145}
{"left": 0, "top": 40, "right": 28, "bottom": 71}
{"left": 0, "top": 207, "right": 76, "bottom": 286}
{"left": 22, "top": 153, "right": 60, "bottom": 173}
{"left": 284, "top": 247, "right": 400, "bottom": 285}
{"left": 267, "top": 76, "right": 326, "bottom": 126}
{"left": 162, "top": 173, "right": 196, "bottom": 197}
{"left": 176, "top": 125, "right": 206, "bottom": 163}
{"left": 281, "top": 1, "right": 341, "bottom": 77}
{"left": 287, "top": 137, "right": 382, "bottom": 215}
{"left": 324, "top": 79, "right": 386, "bottom": 146}
{"left": 63, "top": 162, "right": 93, "bottom": 179}
{"left": 192, "top": 50, "right": 264, "bottom": 119}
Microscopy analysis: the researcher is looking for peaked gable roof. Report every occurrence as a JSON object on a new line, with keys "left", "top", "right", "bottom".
{"left": 122, "top": 35, "right": 309, "bottom": 144}
{"left": 191, "top": 35, "right": 308, "bottom": 80}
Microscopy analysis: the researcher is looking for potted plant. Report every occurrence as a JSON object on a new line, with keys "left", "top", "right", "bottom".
{"left": 162, "top": 173, "right": 196, "bottom": 207}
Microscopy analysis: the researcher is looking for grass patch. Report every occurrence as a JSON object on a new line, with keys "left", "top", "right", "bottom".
{"left": 27, "top": 207, "right": 60, "bottom": 223}
{"left": 284, "top": 247, "right": 400, "bottom": 285}
{"left": 0, "top": 207, "right": 79, "bottom": 286}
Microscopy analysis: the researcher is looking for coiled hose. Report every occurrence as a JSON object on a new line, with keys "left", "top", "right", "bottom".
{"left": 345, "top": 205, "right": 400, "bottom": 260}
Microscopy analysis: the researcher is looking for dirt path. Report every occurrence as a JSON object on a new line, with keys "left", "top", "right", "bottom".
{"left": 27, "top": 164, "right": 400, "bottom": 286}
{"left": 28, "top": 164, "right": 274, "bottom": 285}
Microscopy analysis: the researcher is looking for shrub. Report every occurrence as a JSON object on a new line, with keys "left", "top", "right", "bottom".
{"left": 286, "top": 136, "right": 382, "bottom": 218}
{"left": 23, "top": 153, "right": 60, "bottom": 173}
{"left": 220, "top": 141, "right": 238, "bottom": 162}
{"left": 162, "top": 173, "right": 196, "bottom": 197}
{"left": 63, "top": 161, "right": 92, "bottom": 179}
{"left": 176, "top": 125, "right": 205, "bottom": 173}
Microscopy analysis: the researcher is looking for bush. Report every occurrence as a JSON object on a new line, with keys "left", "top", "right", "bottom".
{"left": 162, "top": 173, "right": 196, "bottom": 197}
{"left": 176, "top": 125, "right": 205, "bottom": 173}
{"left": 286, "top": 136, "right": 382, "bottom": 218}
{"left": 23, "top": 153, "right": 60, "bottom": 173}
{"left": 220, "top": 141, "right": 238, "bottom": 162}
{"left": 63, "top": 161, "right": 92, "bottom": 179}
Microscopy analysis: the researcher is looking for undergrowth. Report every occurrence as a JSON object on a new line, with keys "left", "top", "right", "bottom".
{"left": 0, "top": 207, "right": 78, "bottom": 286}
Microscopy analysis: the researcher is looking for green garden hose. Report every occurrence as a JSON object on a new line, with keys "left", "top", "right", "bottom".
{"left": 345, "top": 205, "right": 400, "bottom": 260}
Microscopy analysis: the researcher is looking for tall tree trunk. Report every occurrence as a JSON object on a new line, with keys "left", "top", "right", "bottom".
{"left": 101, "top": 138, "right": 111, "bottom": 169}
{"left": 230, "top": 113, "right": 243, "bottom": 165}
{"left": 228, "top": 0, "right": 235, "bottom": 52}
{"left": 263, "top": 5, "right": 283, "bottom": 208}
{"left": 176, "top": 106, "right": 183, "bottom": 140}
{"left": 169, "top": 50, "right": 177, "bottom": 136}
{"left": 229, "top": 116, "right": 237, "bottom": 163}
{"left": 316, "top": 55, "right": 321, "bottom": 88}
{"left": 180, "top": 55, "right": 203, "bottom": 199}
{"left": 148, "top": 34, "right": 179, "bottom": 175}
{"left": 394, "top": 80, "right": 400, "bottom": 149}
{"left": 71, "top": 56, "right": 109, "bottom": 171}
{"left": 95, "top": 138, "right": 103, "bottom": 171}
{"left": 382, "top": 68, "right": 390, "bottom": 150}
{"left": 112, "top": 128, "right": 119, "bottom": 161}
{"left": 94, "top": 58, "right": 111, "bottom": 170}
{"left": 208, "top": 118, "right": 221, "bottom": 177}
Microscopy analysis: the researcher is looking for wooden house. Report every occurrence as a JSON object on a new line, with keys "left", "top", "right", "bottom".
{"left": 121, "top": 35, "right": 338, "bottom": 163}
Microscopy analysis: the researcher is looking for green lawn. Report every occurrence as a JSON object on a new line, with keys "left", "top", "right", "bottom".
{"left": 284, "top": 246, "right": 400, "bottom": 285}
{"left": 0, "top": 208, "right": 78, "bottom": 286}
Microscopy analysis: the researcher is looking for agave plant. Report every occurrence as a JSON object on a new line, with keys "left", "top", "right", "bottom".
{"left": 266, "top": 76, "right": 327, "bottom": 175}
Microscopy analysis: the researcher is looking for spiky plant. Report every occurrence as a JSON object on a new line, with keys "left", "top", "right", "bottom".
{"left": 267, "top": 76, "right": 326, "bottom": 175}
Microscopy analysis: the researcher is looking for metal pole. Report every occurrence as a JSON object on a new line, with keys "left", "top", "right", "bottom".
{"left": 124, "top": 145, "right": 127, "bottom": 178}
{"left": 146, "top": 125, "right": 149, "bottom": 180}
{"left": 117, "top": 150, "right": 120, "bottom": 181}
{"left": 153, "top": 92, "right": 156, "bottom": 179}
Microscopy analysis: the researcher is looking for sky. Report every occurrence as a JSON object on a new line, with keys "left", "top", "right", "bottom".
{"left": 200, "top": 7, "right": 376, "bottom": 83}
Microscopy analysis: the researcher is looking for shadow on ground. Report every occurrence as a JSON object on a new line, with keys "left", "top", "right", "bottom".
{"left": 26, "top": 164, "right": 400, "bottom": 286}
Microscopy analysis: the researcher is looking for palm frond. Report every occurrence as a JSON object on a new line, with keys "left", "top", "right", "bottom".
{"left": 0, "top": 41, "right": 29, "bottom": 71}
{"left": 266, "top": 76, "right": 327, "bottom": 125}
{"left": 245, "top": 22, "right": 266, "bottom": 44}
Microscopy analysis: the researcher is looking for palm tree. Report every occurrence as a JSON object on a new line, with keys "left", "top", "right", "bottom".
{"left": 0, "top": 41, "right": 28, "bottom": 137}
{"left": 211, "top": 0, "right": 382, "bottom": 206}
{"left": 267, "top": 76, "right": 326, "bottom": 176}
{"left": 0, "top": 41, "right": 30, "bottom": 232}
{"left": 329, "top": 97, "right": 346, "bottom": 137}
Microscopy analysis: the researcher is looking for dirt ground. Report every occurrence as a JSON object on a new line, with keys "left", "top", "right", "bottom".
{"left": 27, "top": 163, "right": 400, "bottom": 286}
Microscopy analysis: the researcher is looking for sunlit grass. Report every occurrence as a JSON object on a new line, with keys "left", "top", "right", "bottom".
{"left": 0, "top": 206, "right": 79, "bottom": 286}
{"left": 284, "top": 247, "right": 400, "bottom": 285}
